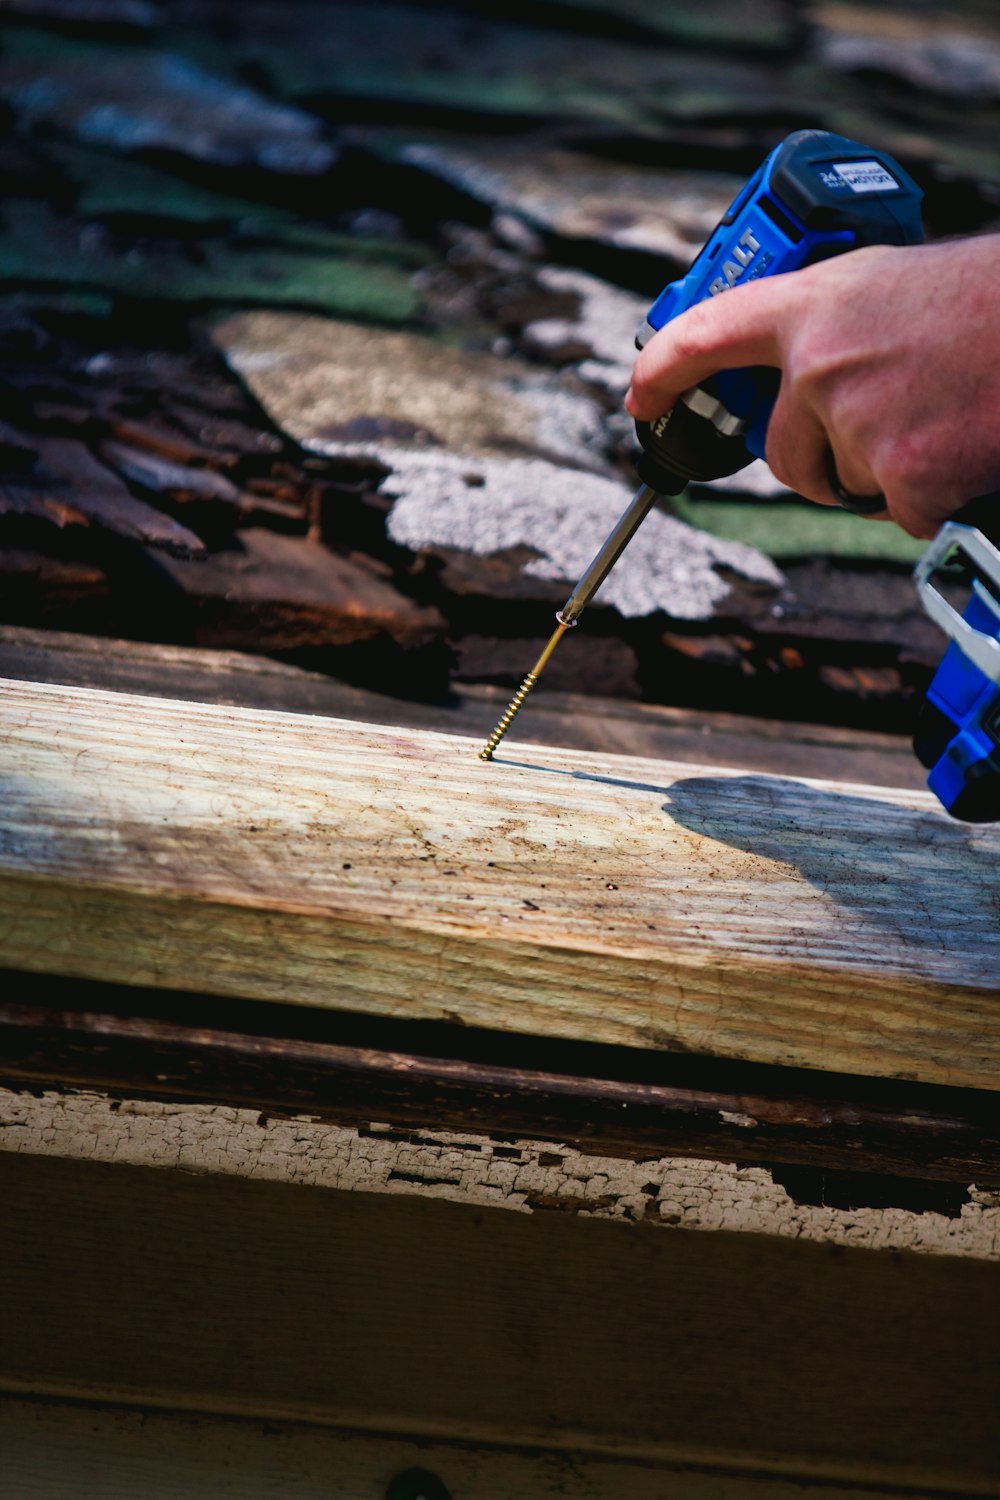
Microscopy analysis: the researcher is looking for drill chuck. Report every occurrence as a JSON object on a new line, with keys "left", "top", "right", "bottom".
{"left": 634, "top": 383, "right": 767, "bottom": 494}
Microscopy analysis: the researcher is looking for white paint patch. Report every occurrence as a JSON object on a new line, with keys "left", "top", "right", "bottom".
{"left": 505, "top": 270, "right": 795, "bottom": 499}
{"left": 523, "top": 266, "right": 648, "bottom": 369}
{"left": 378, "top": 448, "right": 783, "bottom": 620}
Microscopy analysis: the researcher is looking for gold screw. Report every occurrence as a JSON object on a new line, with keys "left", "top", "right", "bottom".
{"left": 478, "top": 617, "right": 572, "bottom": 761}
{"left": 479, "top": 671, "right": 539, "bottom": 761}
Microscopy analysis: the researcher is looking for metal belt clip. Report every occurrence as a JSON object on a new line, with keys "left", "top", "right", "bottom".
{"left": 914, "top": 521, "right": 1000, "bottom": 686}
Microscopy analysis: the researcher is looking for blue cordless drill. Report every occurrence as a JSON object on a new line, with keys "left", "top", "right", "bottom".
{"left": 480, "top": 129, "right": 1000, "bottom": 819}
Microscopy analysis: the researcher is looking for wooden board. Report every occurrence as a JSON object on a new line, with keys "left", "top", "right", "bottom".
{"left": 4, "top": 987, "right": 1000, "bottom": 1185}
{"left": 0, "top": 624, "right": 925, "bottom": 788}
{"left": 2, "top": 1153, "right": 999, "bottom": 1492}
{"left": 1, "top": 677, "right": 999, "bottom": 1089}
{"left": 0, "top": 1395, "right": 980, "bottom": 1500}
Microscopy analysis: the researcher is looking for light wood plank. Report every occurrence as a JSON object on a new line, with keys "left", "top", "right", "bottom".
{"left": 1, "top": 677, "right": 999, "bottom": 1088}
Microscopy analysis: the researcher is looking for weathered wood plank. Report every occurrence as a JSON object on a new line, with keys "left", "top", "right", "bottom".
{"left": 1, "top": 677, "right": 998, "bottom": 1088}
{"left": 2, "top": 1153, "right": 998, "bottom": 1490}
{"left": 0, "top": 1394, "right": 978, "bottom": 1500}
{"left": 3, "top": 997, "right": 999, "bottom": 1184}
{"left": 0, "top": 623, "right": 925, "bottom": 788}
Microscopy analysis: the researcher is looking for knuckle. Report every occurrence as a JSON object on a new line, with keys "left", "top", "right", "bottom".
{"left": 764, "top": 406, "right": 825, "bottom": 503}
{"left": 763, "top": 433, "right": 799, "bottom": 493}
{"left": 873, "top": 429, "right": 931, "bottom": 493}
{"left": 667, "top": 312, "right": 710, "bottom": 365}
{"left": 765, "top": 449, "right": 800, "bottom": 494}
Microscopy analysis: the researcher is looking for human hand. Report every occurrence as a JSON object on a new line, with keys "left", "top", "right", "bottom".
{"left": 625, "top": 237, "right": 1000, "bottom": 539}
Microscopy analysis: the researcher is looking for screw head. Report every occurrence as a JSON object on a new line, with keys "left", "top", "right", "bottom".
{"left": 386, "top": 1469, "right": 452, "bottom": 1500}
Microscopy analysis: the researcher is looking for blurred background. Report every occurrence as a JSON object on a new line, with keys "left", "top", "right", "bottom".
{"left": 1, "top": 0, "right": 999, "bottom": 737}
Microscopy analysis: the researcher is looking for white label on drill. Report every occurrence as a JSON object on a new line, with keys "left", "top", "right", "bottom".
{"left": 832, "top": 160, "right": 898, "bottom": 193}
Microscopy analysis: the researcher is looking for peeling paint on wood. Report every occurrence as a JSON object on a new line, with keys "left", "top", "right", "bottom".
{"left": 1, "top": 1088, "right": 998, "bottom": 1259}
{"left": 383, "top": 453, "right": 782, "bottom": 620}
{"left": 214, "top": 310, "right": 783, "bottom": 621}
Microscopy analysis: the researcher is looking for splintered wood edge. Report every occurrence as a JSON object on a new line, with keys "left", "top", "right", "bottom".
{"left": 1, "top": 677, "right": 999, "bottom": 1091}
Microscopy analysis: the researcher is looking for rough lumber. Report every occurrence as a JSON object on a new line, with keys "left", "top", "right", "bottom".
{"left": 1, "top": 677, "right": 999, "bottom": 1089}
{"left": 3, "top": 994, "right": 999, "bottom": 1185}
{"left": 0, "top": 625, "right": 925, "bottom": 788}
{"left": 0, "top": 434, "right": 205, "bottom": 554}
{"left": 149, "top": 526, "right": 446, "bottom": 651}
{"left": 0, "top": 1395, "right": 952, "bottom": 1500}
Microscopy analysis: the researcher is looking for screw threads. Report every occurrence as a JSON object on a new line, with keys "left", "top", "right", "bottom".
{"left": 478, "top": 616, "right": 572, "bottom": 762}
{"left": 479, "top": 671, "right": 538, "bottom": 761}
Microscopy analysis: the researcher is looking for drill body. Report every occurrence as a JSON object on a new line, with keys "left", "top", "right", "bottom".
{"left": 633, "top": 130, "right": 924, "bottom": 495}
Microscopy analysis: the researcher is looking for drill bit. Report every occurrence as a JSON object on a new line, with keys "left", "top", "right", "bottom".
{"left": 478, "top": 483, "right": 660, "bottom": 761}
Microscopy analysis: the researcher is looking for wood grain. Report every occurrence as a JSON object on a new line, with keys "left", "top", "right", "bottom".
{"left": 1, "top": 677, "right": 999, "bottom": 1088}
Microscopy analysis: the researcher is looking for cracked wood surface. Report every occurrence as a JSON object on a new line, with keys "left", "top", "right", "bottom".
{"left": 1, "top": 676, "right": 999, "bottom": 1089}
